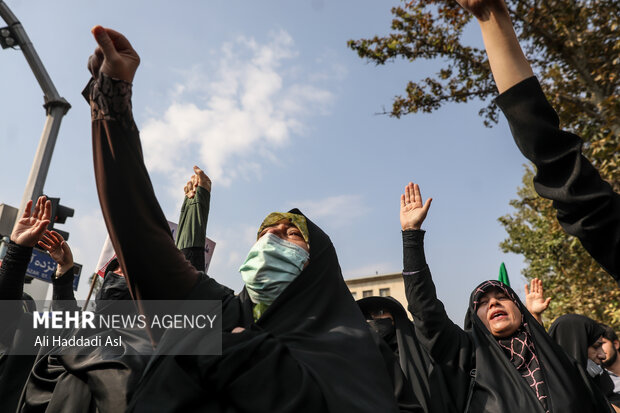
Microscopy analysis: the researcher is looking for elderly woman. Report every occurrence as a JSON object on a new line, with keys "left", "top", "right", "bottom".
{"left": 399, "top": 181, "right": 613, "bottom": 412}
{"left": 86, "top": 26, "right": 409, "bottom": 412}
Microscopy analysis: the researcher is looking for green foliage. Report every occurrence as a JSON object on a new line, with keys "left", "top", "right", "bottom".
{"left": 348, "top": 1, "right": 620, "bottom": 140}
{"left": 350, "top": 0, "right": 620, "bottom": 328}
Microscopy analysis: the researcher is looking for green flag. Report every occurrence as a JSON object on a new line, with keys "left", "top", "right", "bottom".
{"left": 498, "top": 262, "right": 510, "bottom": 286}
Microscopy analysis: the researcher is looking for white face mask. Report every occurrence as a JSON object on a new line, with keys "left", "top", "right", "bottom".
{"left": 239, "top": 233, "right": 310, "bottom": 305}
{"left": 586, "top": 358, "right": 604, "bottom": 377}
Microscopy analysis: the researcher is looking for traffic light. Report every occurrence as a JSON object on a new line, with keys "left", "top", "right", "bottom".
{"left": 0, "top": 26, "right": 18, "bottom": 49}
{"left": 46, "top": 197, "right": 74, "bottom": 241}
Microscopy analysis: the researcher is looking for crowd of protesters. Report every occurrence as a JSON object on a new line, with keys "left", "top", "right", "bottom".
{"left": 0, "top": 0, "right": 619, "bottom": 411}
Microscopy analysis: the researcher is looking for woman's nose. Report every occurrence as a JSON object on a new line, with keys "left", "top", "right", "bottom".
{"left": 265, "top": 224, "right": 286, "bottom": 236}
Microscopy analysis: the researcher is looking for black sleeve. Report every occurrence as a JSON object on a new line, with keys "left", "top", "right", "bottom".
{"left": 371, "top": 327, "right": 424, "bottom": 413}
{"left": 86, "top": 73, "right": 201, "bottom": 304}
{"left": 180, "top": 248, "right": 205, "bottom": 272}
{"left": 402, "top": 230, "right": 427, "bottom": 272}
{"left": 130, "top": 322, "right": 329, "bottom": 412}
{"left": 51, "top": 268, "right": 79, "bottom": 312}
{"left": 0, "top": 242, "right": 32, "bottom": 341}
{"left": 0, "top": 242, "right": 32, "bottom": 301}
{"left": 495, "top": 76, "right": 620, "bottom": 283}
{"left": 195, "top": 330, "right": 329, "bottom": 412}
{"left": 401, "top": 230, "right": 473, "bottom": 408}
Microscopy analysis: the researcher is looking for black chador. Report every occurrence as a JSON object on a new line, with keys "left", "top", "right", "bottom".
{"left": 128, "top": 210, "right": 406, "bottom": 412}
{"left": 358, "top": 296, "right": 452, "bottom": 413}
{"left": 402, "top": 229, "right": 613, "bottom": 413}
{"left": 18, "top": 271, "right": 151, "bottom": 413}
{"left": 87, "top": 67, "right": 407, "bottom": 412}
{"left": 549, "top": 314, "right": 620, "bottom": 408}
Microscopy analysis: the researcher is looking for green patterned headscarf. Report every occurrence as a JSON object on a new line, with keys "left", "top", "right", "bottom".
{"left": 257, "top": 212, "right": 310, "bottom": 246}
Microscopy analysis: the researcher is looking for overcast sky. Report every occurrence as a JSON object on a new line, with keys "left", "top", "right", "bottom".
{"left": 0, "top": 0, "right": 533, "bottom": 324}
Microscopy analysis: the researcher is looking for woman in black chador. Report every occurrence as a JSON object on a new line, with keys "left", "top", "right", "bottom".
{"left": 85, "top": 26, "right": 410, "bottom": 413}
{"left": 549, "top": 314, "right": 620, "bottom": 409}
{"left": 398, "top": 181, "right": 613, "bottom": 413}
{"left": 358, "top": 296, "right": 452, "bottom": 413}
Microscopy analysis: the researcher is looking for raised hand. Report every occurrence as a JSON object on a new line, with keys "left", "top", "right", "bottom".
{"left": 455, "top": 0, "right": 507, "bottom": 19}
{"left": 184, "top": 178, "right": 197, "bottom": 199}
{"left": 525, "top": 278, "right": 551, "bottom": 323}
{"left": 184, "top": 166, "right": 212, "bottom": 198}
{"left": 11, "top": 196, "right": 51, "bottom": 247}
{"left": 400, "top": 182, "right": 432, "bottom": 231}
{"left": 88, "top": 26, "right": 140, "bottom": 82}
{"left": 193, "top": 166, "right": 212, "bottom": 193}
{"left": 38, "top": 230, "right": 74, "bottom": 275}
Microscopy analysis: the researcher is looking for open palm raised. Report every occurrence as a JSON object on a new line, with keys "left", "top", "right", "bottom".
{"left": 11, "top": 196, "right": 51, "bottom": 247}
{"left": 400, "top": 182, "right": 432, "bottom": 231}
{"left": 525, "top": 278, "right": 551, "bottom": 315}
{"left": 39, "top": 230, "right": 74, "bottom": 274}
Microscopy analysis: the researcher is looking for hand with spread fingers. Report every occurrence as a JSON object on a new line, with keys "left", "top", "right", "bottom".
{"left": 10, "top": 196, "right": 51, "bottom": 247}
{"left": 38, "top": 230, "right": 75, "bottom": 275}
{"left": 400, "top": 182, "right": 432, "bottom": 231}
{"left": 525, "top": 278, "right": 551, "bottom": 325}
{"left": 88, "top": 25, "right": 140, "bottom": 82}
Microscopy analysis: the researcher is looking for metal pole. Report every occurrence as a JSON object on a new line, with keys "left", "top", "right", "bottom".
{"left": 0, "top": 1, "right": 71, "bottom": 221}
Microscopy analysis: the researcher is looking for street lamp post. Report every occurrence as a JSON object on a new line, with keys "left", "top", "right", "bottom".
{"left": 0, "top": 1, "right": 71, "bottom": 223}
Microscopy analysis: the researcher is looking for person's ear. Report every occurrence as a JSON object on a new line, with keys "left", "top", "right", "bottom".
{"left": 614, "top": 340, "right": 620, "bottom": 351}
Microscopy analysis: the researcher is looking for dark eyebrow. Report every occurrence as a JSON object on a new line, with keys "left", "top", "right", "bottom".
{"left": 261, "top": 222, "right": 297, "bottom": 233}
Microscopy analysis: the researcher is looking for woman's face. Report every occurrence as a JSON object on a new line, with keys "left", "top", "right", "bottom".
{"left": 258, "top": 219, "right": 309, "bottom": 253}
{"left": 588, "top": 336, "right": 606, "bottom": 364}
{"left": 476, "top": 288, "right": 522, "bottom": 338}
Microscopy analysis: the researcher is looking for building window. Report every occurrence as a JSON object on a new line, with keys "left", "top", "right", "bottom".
{"left": 362, "top": 290, "right": 373, "bottom": 298}
{"left": 379, "top": 288, "right": 390, "bottom": 297}
{"left": 351, "top": 292, "right": 357, "bottom": 299}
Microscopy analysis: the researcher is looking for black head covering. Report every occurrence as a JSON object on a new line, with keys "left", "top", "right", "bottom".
{"left": 234, "top": 209, "right": 400, "bottom": 412}
{"left": 462, "top": 280, "right": 611, "bottom": 413}
{"left": 470, "top": 281, "right": 549, "bottom": 411}
{"left": 95, "top": 271, "right": 133, "bottom": 313}
{"left": 130, "top": 209, "right": 401, "bottom": 412}
{"left": 0, "top": 315, "right": 37, "bottom": 412}
{"left": 105, "top": 257, "right": 120, "bottom": 273}
{"left": 548, "top": 313, "right": 605, "bottom": 368}
{"left": 358, "top": 296, "right": 451, "bottom": 413}
{"left": 19, "top": 331, "right": 151, "bottom": 413}
{"left": 94, "top": 256, "right": 134, "bottom": 316}
{"left": 19, "top": 260, "right": 149, "bottom": 412}
{"left": 548, "top": 314, "right": 617, "bottom": 403}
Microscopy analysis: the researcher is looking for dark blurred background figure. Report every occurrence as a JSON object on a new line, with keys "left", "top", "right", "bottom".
{"left": 358, "top": 296, "right": 452, "bottom": 413}
{"left": 549, "top": 314, "right": 620, "bottom": 409}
